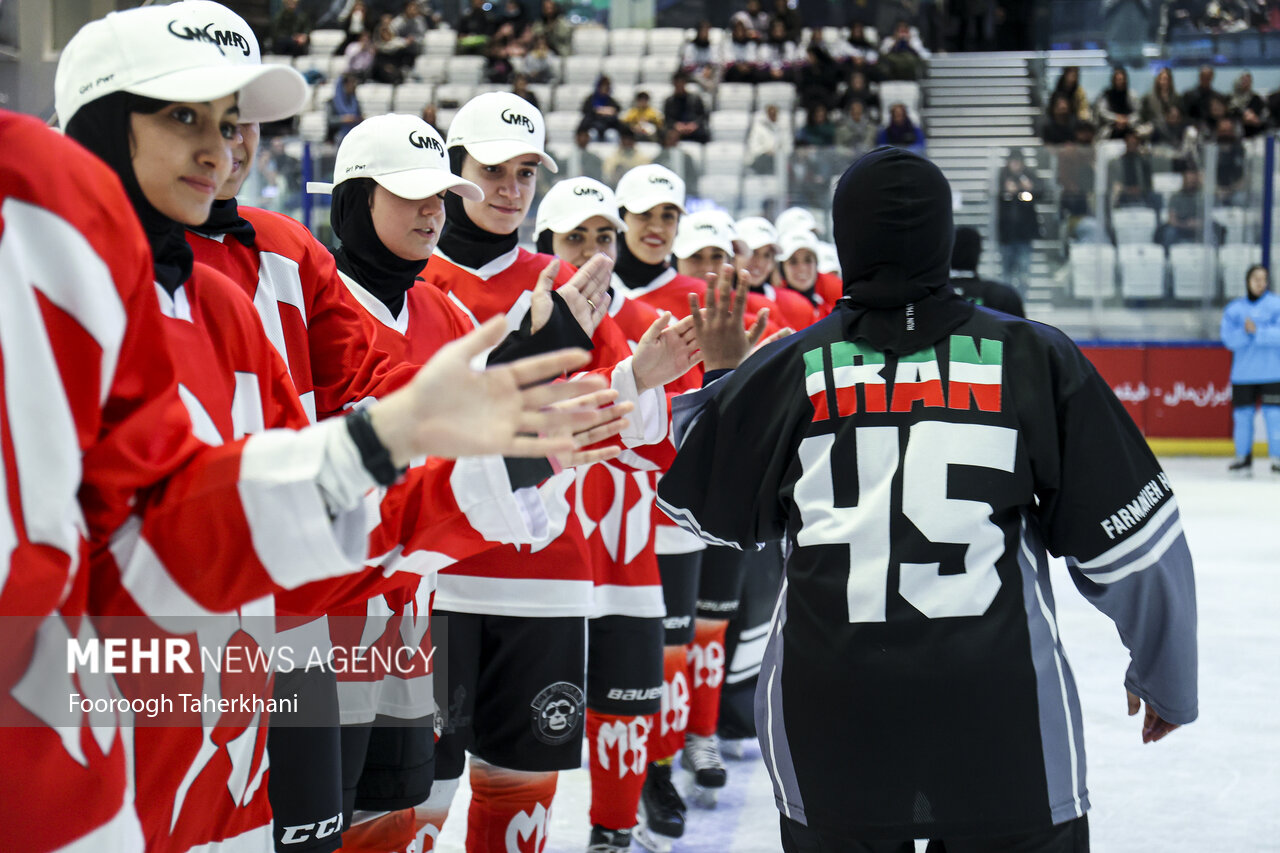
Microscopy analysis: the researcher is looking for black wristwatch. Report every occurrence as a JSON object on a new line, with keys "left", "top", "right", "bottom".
{"left": 345, "top": 408, "right": 407, "bottom": 486}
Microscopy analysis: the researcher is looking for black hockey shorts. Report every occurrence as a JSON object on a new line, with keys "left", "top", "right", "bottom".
{"left": 586, "top": 615, "right": 664, "bottom": 715}
{"left": 658, "top": 551, "right": 701, "bottom": 646}
{"left": 1232, "top": 382, "right": 1280, "bottom": 408}
{"left": 432, "top": 611, "right": 586, "bottom": 779}
{"left": 696, "top": 545, "right": 751, "bottom": 621}
{"left": 267, "top": 666, "right": 344, "bottom": 853}
{"left": 780, "top": 814, "right": 1089, "bottom": 853}
{"left": 339, "top": 720, "right": 435, "bottom": 825}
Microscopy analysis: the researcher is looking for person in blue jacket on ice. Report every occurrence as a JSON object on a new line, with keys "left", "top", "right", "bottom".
{"left": 1221, "top": 264, "right": 1280, "bottom": 474}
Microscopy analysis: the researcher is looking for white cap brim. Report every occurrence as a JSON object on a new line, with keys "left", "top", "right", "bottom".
{"left": 540, "top": 208, "right": 627, "bottom": 235}
{"left": 674, "top": 235, "right": 734, "bottom": 260}
{"left": 376, "top": 170, "right": 484, "bottom": 201}
{"left": 620, "top": 193, "right": 687, "bottom": 215}
{"left": 129, "top": 63, "right": 308, "bottom": 124}
{"left": 460, "top": 139, "right": 558, "bottom": 173}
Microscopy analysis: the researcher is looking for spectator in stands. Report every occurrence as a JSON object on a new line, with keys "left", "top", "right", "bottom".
{"left": 335, "top": 0, "right": 370, "bottom": 54}
{"left": 1140, "top": 67, "right": 1179, "bottom": 136}
{"left": 1158, "top": 168, "right": 1208, "bottom": 247}
{"left": 1058, "top": 122, "right": 1102, "bottom": 241}
{"left": 1214, "top": 117, "right": 1248, "bottom": 206}
{"left": 732, "top": 0, "right": 771, "bottom": 41}
{"left": 879, "top": 20, "right": 930, "bottom": 80}
{"left": 1228, "top": 71, "right": 1268, "bottom": 137}
{"left": 457, "top": 0, "right": 496, "bottom": 54}
{"left": 522, "top": 33, "right": 557, "bottom": 83}
{"left": 1151, "top": 103, "right": 1199, "bottom": 169}
{"left": 327, "top": 72, "right": 363, "bottom": 143}
{"left": 531, "top": 0, "right": 572, "bottom": 56}
{"left": 1182, "top": 65, "right": 1223, "bottom": 129}
{"left": 1269, "top": 85, "right": 1280, "bottom": 129}
{"left": 835, "top": 98, "right": 878, "bottom": 156}
{"left": 842, "top": 69, "right": 882, "bottom": 121}
{"left": 747, "top": 103, "right": 785, "bottom": 174}
{"left": 654, "top": 126, "right": 701, "bottom": 195}
{"left": 392, "top": 0, "right": 432, "bottom": 61}
{"left": 847, "top": 21, "right": 880, "bottom": 58}
{"left": 796, "top": 43, "right": 843, "bottom": 111}
{"left": 499, "top": 0, "right": 531, "bottom": 44}
{"left": 682, "top": 21, "right": 721, "bottom": 89}
{"left": 344, "top": 31, "right": 376, "bottom": 79}
{"left": 795, "top": 103, "right": 837, "bottom": 147}
{"left": 770, "top": 0, "right": 804, "bottom": 43}
{"left": 1095, "top": 66, "right": 1138, "bottom": 139}
{"left": 996, "top": 148, "right": 1041, "bottom": 294}
{"left": 604, "top": 127, "right": 653, "bottom": 185}
{"left": 484, "top": 34, "right": 515, "bottom": 84}
{"left": 950, "top": 0, "right": 998, "bottom": 53}
{"left": 270, "top": 0, "right": 312, "bottom": 56}
{"left": 1109, "top": 130, "right": 1158, "bottom": 212}
{"left": 1051, "top": 65, "right": 1092, "bottom": 123}
{"left": 1042, "top": 93, "right": 1079, "bottom": 144}
{"left": 372, "top": 15, "right": 409, "bottom": 83}
{"left": 581, "top": 75, "right": 623, "bottom": 141}
{"left": 759, "top": 18, "right": 800, "bottom": 81}
{"left": 564, "top": 124, "right": 606, "bottom": 182}
{"left": 877, "top": 102, "right": 925, "bottom": 153}
{"left": 511, "top": 72, "right": 539, "bottom": 109}
{"left": 950, "top": 226, "right": 1026, "bottom": 316}
{"left": 722, "top": 19, "right": 762, "bottom": 84}
{"left": 622, "top": 91, "right": 664, "bottom": 142}
{"left": 664, "top": 72, "right": 711, "bottom": 144}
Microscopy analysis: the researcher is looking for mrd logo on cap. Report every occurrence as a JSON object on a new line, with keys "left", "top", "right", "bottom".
{"left": 673, "top": 209, "right": 735, "bottom": 259}
{"left": 306, "top": 114, "right": 482, "bottom": 201}
{"left": 615, "top": 164, "right": 686, "bottom": 215}
{"left": 535, "top": 177, "right": 626, "bottom": 237}
{"left": 446, "top": 92, "right": 558, "bottom": 173}
{"left": 166, "top": 19, "right": 252, "bottom": 57}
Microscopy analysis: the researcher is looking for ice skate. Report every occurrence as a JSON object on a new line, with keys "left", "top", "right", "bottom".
{"left": 719, "top": 736, "right": 749, "bottom": 760}
{"left": 587, "top": 825, "right": 634, "bottom": 852}
{"left": 682, "top": 733, "right": 727, "bottom": 807}
{"left": 1228, "top": 454, "right": 1252, "bottom": 475}
{"left": 634, "top": 762, "right": 684, "bottom": 852}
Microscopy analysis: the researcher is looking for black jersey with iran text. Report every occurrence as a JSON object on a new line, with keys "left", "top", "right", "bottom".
{"left": 657, "top": 303, "right": 1197, "bottom": 840}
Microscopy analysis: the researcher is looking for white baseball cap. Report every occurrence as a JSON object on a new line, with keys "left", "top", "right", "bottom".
{"left": 615, "top": 164, "right": 687, "bottom": 215}
{"left": 55, "top": 2, "right": 307, "bottom": 129}
{"left": 535, "top": 177, "right": 627, "bottom": 237}
{"left": 816, "top": 241, "right": 842, "bottom": 275}
{"left": 774, "top": 206, "right": 819, "bottom": 238}
{"left": 777, "top": 229, "right": 822, "bottom": 263}
{"left": 306, "top": 114, "right": 483, "bottom": 200}
{"left": 673, "top": 209, "right": 736, "bottom": 260}
{"left": 446, "top": 92, "right": 558, "bottom": 173}
{"left": 735, "top": 216, "right": 781, "bottom": 252}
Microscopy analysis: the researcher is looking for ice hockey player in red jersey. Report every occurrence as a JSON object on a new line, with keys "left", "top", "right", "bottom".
{"left": 734, "top": 216, "right": 823, "bottom": 330}
{"left": 776, "top": 230, "right": 833, "bottom": 325}
{"left": 659, "top": 147, "right": 1196, "bottom": 852}
{"left": 27, "top": 7, "right": 613, "bottom": 852}
{"left": 414, "top": 92, "right": 699, "bottom": 853}
{"left": 774, "top": 206, "right": 843, "bottom": 307}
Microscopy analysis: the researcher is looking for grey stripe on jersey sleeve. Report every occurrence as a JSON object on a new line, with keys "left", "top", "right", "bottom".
{"left": 754, "top": 578, "right": 808, "bottom": 824}
{"left": 1067, "top": 511, "right": 1199, "bottom": 725}
{"left": 1016, "top": 514, "right": 1090, "bottom": 825}
{"left": 1071, "top": 500, "right": 1182, "bottom": 584}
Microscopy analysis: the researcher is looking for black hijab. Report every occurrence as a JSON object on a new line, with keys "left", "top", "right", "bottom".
{"left": 1105, "top": 68, "right": 1132, "bottom": 115}
{"left": 435, "top": 147, "right": 520, "bottom": 269}
{"left": 613, "top": 224, "right": 670, "bottom": 288}
{"left": 65, "top": 92, "right": 194, "bottom": 295}
{"left": 330, "top": 178, "right": 428, "bottom": 317}
{"left": 197, "top": 197, "right": 257, "bottom": 247}
{"left": 834, "top": 146, "right": 972, "bottom": 355}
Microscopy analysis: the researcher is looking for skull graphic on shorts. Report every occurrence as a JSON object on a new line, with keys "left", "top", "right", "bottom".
{"left": 531, "top": 681, "right": 584, "bottom": 745}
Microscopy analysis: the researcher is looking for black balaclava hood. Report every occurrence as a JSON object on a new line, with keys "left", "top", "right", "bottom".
{"left": 435, "top": 147, "right": 520, "bottom": 269}
{"left": 613, "top": 214, "right": 670, "bottom": 287}
{"left": 834, "top": 146, "right": 972, "bottom": 354}
{"left": 65, "top": 92, "right": 193, "bottom": 295}
{"left": 951, "top": 226, "right": 982, "bottom": 273}
{"left": 197, "top": 198, "right": 257, "bottom": 248}
{"left": 330, "top": 178, "right": 428, "bottom": 317}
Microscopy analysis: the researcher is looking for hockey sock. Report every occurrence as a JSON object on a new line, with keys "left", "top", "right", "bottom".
{"left": 586, "top": 709, "right": 652, "bottom": 830}
{"left": 654, "top": 645, "right": 691, "bottom": 762}
{"left": 337, "top": 809, "right": 415, "bottom": 853}
{"left": 409, "top": 776, "right": 459, "bottom": 852}
{"left": 686, "top": 619, "right": 728, "bottom": 738}
{"left": 1262, "top": 405, "right": 1280, "bottom": 458}
{"left": 465, "top": 758, "right": 557, "bottom": 853}
{"left": 1233, "top": 406, "right": 1255, "bottom": 458}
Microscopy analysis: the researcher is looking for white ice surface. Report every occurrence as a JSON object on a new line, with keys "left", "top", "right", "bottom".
{"left": 435, "top": 457, "right": 1280, "bottom": 852}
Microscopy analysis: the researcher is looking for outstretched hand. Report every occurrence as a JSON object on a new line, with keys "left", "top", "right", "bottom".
{"left": 549, "top": 389, "right": 635, "bottom": 469}
{"left": 633, "top": 312, "right": 702, "bottom": 392}
{"left": 689, "top": 264, "right": 772, "bottom": 371}
{"left": 369, "top": 317, "right": 610, "bottom": 462}
{"left": 530, "top": 255, "right": 614, "bottom": 337}
{"left": 1127, "top": 690, "right": 1179, "bottom": 744}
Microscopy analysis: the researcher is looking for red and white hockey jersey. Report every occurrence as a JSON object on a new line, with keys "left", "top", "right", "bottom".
{"left": 421, "top": 248, "right": 669, "bottom": 617}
